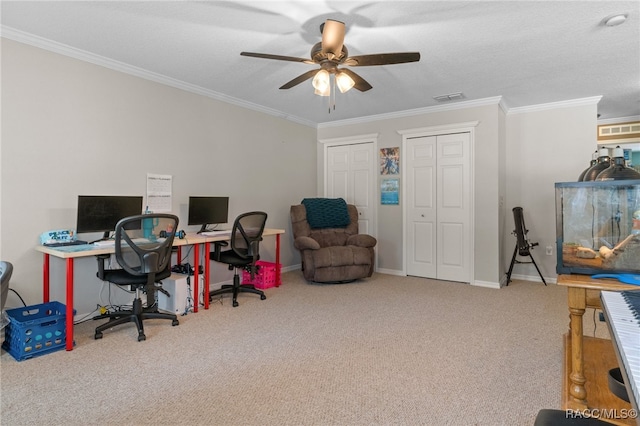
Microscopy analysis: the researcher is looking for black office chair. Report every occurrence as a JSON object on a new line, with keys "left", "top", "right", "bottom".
{"left": 506, "top": 206, "right": 547, "bottom": 286}
{"left": 93, "top": 214, "right": 180, "bottom": 341}
{"left": 209, "top": 211, "right": 268, "bottom": 307}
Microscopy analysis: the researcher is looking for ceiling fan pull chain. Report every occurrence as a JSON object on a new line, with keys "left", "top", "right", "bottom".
{"left": 333, "top": 76, "right": 337, "bottom": 111}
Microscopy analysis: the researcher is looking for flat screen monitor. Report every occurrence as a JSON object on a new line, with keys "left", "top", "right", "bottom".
{"left": 188, "top": 196, "right": 229, "bottom": 233}
{"left": 76, "top": 195, "right": 144, "bottom": 239}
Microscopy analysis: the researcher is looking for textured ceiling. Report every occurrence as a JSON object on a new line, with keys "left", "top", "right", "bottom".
{"left": 2, "top": 1, "right": 639, "bottom": 126}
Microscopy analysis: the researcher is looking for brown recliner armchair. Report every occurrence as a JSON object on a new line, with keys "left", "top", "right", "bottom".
{"left": 290, "top": 200, "right": 377, "bottom": 283}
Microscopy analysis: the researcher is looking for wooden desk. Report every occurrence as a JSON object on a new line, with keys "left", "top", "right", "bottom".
{"left": 557, "top": 274, "right": 637, "bottom": 415}
{"left": 36, "top": 229, "right": 284, "bottom": 351}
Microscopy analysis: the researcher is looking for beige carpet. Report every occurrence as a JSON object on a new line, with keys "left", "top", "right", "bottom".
{"left": 0, "top": 272, "right": 607, "bottom": 425}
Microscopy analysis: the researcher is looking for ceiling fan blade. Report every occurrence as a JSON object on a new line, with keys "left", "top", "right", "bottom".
{"left": 241, "top": 51, "right": 314, "bottom": 64}
{"left": 321, "top": 19, "right": 345, "bottom": 60}
{"left": 344, "top": 52, "right": 421, "bottom": 66}
{"left": 279, "top": 69, "right": 320, "bottom": 89}
{"left": 339, "top": 68, "right": 372, "bottom": 92}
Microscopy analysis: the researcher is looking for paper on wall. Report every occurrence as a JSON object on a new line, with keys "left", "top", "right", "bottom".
{"left": 146, "top": 173, "right": 172, "bottom": 212}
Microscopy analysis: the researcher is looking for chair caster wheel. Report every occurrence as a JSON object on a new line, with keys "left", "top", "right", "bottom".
{"left": 138, "top": 334, "right": 146, "bottom": 342}
{"left": 233, "top": 300, "right": 239, "bottom": 307}
{"left": 94, "top": 332, "right": 103, "bottom": 340}
{"left": 260, "top": 295, "right": 266, "bottom": 300}
{"left": 172, "top": 319, "right": 179, "bottom": 326}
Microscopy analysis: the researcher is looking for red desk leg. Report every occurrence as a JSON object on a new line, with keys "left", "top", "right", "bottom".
{"left": 193, "top": 244, "right": 199, "bottom": 313}
{"left": 276, "top": 234, "right": 281, "bottom": 286}
{"left": 204, "top": 242, "right": 210, "bottom": 309}
{"left": 65, "top": 258, "right": 74, "bottom": 351}
{"left": 43, "top": 254, "right": 50, "bottom": 303}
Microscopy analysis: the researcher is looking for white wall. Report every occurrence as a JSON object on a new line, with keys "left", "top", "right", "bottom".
{"left": 1, "top": 39, "right": 317, "bottom": 314}
{"left": 504, "top": 101, "right": 599, "bottom": 282}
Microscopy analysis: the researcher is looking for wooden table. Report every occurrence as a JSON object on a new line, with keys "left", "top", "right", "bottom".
{"left": 36, "top": 229, "right": 284, "bottom": 351}
{"left": 557, "top": 274, "right": 637, "bottom": 418}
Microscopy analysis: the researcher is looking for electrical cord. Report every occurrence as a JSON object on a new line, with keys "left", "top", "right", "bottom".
{"left": 179, "top": 245, "right": 194, "bottom": 265}
{"left": 182, "top": 277, "right": 194, "bottom": 316}
{"left": 8, "top": 288, "right": 27, "bottom": 307}
{"left": 74, "top": 306, "right": 102, "bottom": 325}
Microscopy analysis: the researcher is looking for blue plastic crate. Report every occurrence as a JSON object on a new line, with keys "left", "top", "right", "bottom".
{"left": 2, "top": 301, "right": 74, "bottom": 361}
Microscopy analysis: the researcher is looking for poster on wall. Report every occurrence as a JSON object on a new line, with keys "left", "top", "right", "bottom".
{"left": 379, "top": 147, "right": 399, "bottom": 175}
{"left": 381, "top": 178, "right": 399, "bottom": 205}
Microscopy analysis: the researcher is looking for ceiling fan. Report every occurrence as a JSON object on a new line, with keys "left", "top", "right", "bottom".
{"left": 240, "top": 19, "right": 420, "bottom": 96}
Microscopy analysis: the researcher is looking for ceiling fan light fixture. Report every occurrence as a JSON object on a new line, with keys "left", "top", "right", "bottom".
{"left": 314, "top": 86, "right": 330, "bottom": 96}
{"left": 336, "top": 71, "right": 355, "bottom": 93}
{"left": 312, "top": 69, "right": 330, "bottom": 93}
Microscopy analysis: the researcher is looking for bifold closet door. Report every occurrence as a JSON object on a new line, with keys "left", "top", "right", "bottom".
{"left": 406, "top": 133, "right": 471, "bottom": 283}
{"left": 326, "top": 143, "right": 374, "bottom": 235}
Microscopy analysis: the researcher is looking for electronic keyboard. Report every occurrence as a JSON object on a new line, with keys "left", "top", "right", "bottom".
{"left": 601, "top": 290, "right": 640, "bottom": 412}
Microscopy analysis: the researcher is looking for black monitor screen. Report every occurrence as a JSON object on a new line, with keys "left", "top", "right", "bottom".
{"left": 188, "top": 196, "right": 229, "bottom": 232}
{"left": 76, "top": 195, "right": 143, "bottom": 236}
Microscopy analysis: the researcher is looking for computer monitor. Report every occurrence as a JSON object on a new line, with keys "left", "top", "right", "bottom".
{"left": 188, "top": 196, "right": 229, "bottom": 233}
{"left": 76, "top": 195, "right": 144, "bottom": 240}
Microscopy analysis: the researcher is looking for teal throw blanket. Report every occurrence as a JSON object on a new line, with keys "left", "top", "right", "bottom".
{"left": 301, "top": 198, "right": 350, "bottom": 229}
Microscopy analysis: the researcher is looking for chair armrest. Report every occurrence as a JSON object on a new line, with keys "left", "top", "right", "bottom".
{"left": 294, "top": 236, "right": 321, "bottom": 251}
{"left": 95, "top": 254, "right": 111, "bottom": 280}
{"left": 211, "top": 240, "right": 229, "bottom": 262}
{"left": 347, "top": 234, "right": 377, "bottom": 248}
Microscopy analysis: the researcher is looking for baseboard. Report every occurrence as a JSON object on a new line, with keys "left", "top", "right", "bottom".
{"left": 282, "top": 264, "right": 301, "bottom": 273}
{"left": 473, "top": 280, "right": 501, "bottom": 289}
{"left": 375, "top": 268, "right": 404, "bottom": 276}
{"left": 375, "top": 270, "right": 508, "bottom": 288}
{"left": 508, "top": 273, "right": 557, "bottom": 284}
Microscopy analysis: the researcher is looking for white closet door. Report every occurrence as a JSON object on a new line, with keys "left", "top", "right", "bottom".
{"left": 327, "top": 145, "right": 350, "bottom": 200}
{"left": 436, "top": 133, "right": 471, "bottom": 282}
{"left": 405, "top": 133, "right": 471, "bottom": 282}
{"left": 405, "top": 136, "right": 438, "bottom": 278}
{"left": 327, "top": 143, "right": 374, "bottom": 235}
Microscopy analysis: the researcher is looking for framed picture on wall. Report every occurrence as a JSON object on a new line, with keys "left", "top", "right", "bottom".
{"left": 381, "top": 178, "right": 399, "bottom": 205}
{"left": 380, "top": 147, "right": 399, "bottom": 175}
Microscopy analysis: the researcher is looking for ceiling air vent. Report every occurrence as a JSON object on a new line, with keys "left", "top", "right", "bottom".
{"left": 433, "top": 92, "right": 465, "bottom": 102}
{"left": 597, "top": 121, "right": 640, "bottom": 143}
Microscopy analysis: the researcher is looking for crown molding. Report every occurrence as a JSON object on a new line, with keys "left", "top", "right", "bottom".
{"left": 318, "top": 133, "right": 379, "bottom": 145}
{"left": 507, "top": 96, "right": 602, "bottom": 115}
{"left": 597, "top": 115, "right": 640, "bottom": 125}
{"left": 397, "top": 121, "right": 480, "bottom": 137}
{"left": 318, "top": 97, "right": 503, "bottom": 128}
{"left": 1, "top": 26, "right": 317, "bottom": 128}
{"left": 498, "top": 97, "right": 510, "bottom": 115}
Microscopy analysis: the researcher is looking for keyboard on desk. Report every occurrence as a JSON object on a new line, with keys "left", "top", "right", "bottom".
{"left": 43, "top": 240, "right": 88, "bottom": 247}
{"left": 93, "top": 238, "right": 152, "bottom": 247}
{"left": 201, "top": 230, "right": 231, "bottom": 237}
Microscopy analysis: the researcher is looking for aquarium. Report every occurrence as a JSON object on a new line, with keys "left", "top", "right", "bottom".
{"left": 555, "top": 179, "right": 640, "bottom": 275}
